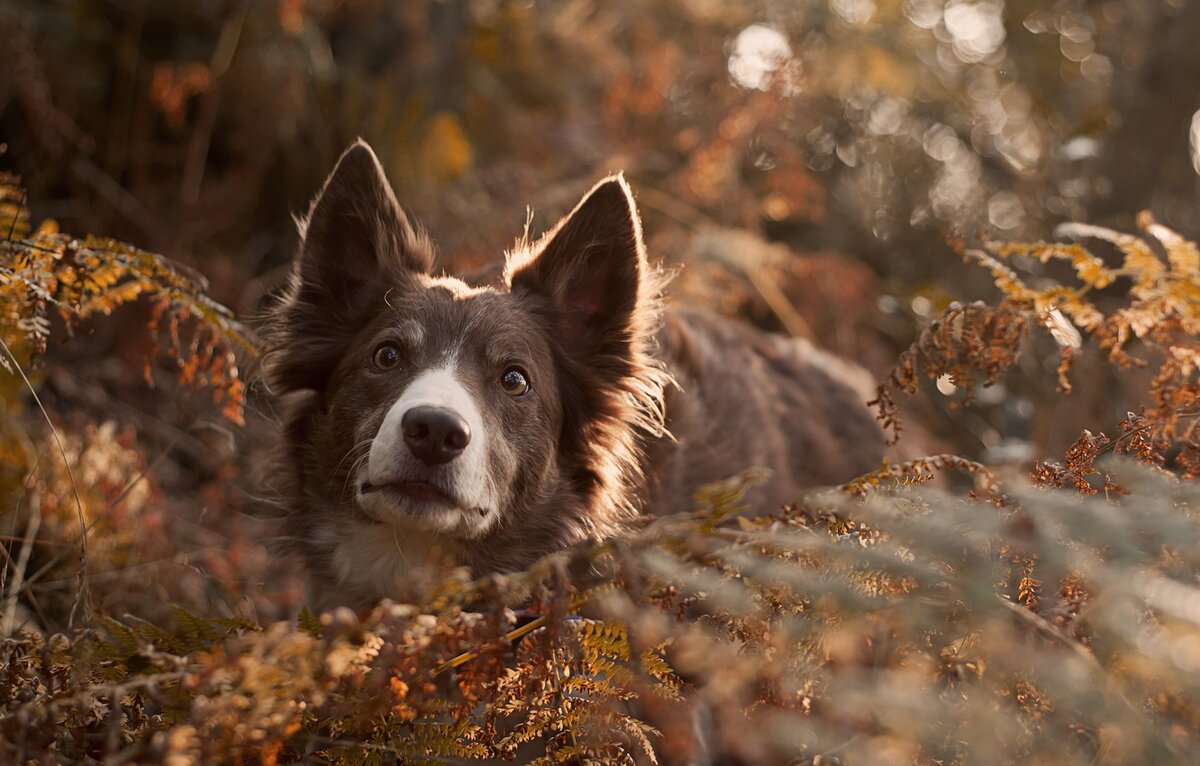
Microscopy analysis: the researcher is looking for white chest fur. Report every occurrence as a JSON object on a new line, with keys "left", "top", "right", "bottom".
{"left": 327, "top": 521, "right": 454, "bottom": 602}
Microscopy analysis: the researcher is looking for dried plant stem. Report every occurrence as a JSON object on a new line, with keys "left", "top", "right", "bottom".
{"left": 1, "top": 511, "right": 39, "bottom": 635}
{"left": 432, "top": 587, "right": 607, "bottom": 676}
{"left": 743, "top": 264, "right": 814, "bottom": 340}
{"left": 179, "top": 0, "right": 249, "bottom": 207}
{"left": 433, "top": 615, "right": 551, "bottom": 677}
{"left": 0, "top": 337, "right": 90, "bottom": 627}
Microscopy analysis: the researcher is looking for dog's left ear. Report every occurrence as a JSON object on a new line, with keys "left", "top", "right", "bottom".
{"left": 296, "top": 140, "right": 431, "bottom": 298}
{"left": 267, "top": 141, "right": 432, "bottom": 394}
{"left": 510, "top": 175, "right": 647, "bottom": 359}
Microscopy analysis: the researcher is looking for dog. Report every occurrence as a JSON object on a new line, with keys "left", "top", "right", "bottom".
{"left": 264, "top": 141, "right": 886, "bottom": 610}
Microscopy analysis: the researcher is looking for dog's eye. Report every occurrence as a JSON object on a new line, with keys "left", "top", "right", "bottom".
{"left": 373, "top": 343, "right": 402, "bottom": 371}
{"left": 500, "top": 366, "right": 530, "bottom": 397}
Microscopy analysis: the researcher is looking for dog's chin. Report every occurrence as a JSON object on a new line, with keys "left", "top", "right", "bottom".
{"left": 356, "top": 481, "right": 493, "bottom": 538}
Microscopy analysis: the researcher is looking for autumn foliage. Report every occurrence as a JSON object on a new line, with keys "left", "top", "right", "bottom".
{"left": 1, "top": 164, "right": 1200, "bottom": 763}
{"left": 0, "top": 174, "right": 251, "bottom": 425}
{"left": 5, "top": 2, "right": 1200, "bottom": 763}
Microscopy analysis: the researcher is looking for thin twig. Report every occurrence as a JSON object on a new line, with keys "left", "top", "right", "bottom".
{"left": 742, "top": 263, "right": 814, "bottom": 340}
{"left": 5, "top": 188, "right": 26, "bottom": 241}
{"left": 179, "top": 0, "right": 249, "bottom": 206}
{"left": 70, "top": 156, "right": 168, "bottom": 245}
{"left": 1, "top": 443, "right": 41, "bottom": 595}
{"left": 432, "top": 614, "right": 550, "bottom": 677}
{"left": 0, "top": 337, "right": 90, "bottom": 627}
{"left": 11, "top": 425, "right": 192, "bottom": 601}
{"left": 997, "top": 596, "right": 1100, "bottom": 671}
{"left": 1, "top": 512, "right": 40, "bottom": 635}
{"left": 633, "top": 185, "right": 714, "bottom": 231}
{"left": 430, "top": 583, "right": 611, "bottom": 677}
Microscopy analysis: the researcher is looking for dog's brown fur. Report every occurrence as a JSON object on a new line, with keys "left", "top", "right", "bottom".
{"left": 264, "top": 141, "right": 885, "bottom": 609}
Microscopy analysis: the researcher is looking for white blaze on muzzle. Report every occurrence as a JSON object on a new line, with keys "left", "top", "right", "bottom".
{"left": 363, "top": 364, "right": 493, "bottom": 531}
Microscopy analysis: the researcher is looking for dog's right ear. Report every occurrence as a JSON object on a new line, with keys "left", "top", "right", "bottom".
{"left": 266, "top": 140, "right": 431, "bottom": 393}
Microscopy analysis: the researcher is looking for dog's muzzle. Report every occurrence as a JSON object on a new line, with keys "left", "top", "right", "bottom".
{"left": 360, "top": 366, "right": 495, "bottom": 536}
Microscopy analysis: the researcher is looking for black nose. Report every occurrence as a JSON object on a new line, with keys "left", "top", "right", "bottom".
{"left": 401, "top": 406, "right": 471, "bottom": 466}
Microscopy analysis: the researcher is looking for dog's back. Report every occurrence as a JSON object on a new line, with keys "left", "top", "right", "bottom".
{"left": 643, "top": 309, "right": 884, "bottom": 515}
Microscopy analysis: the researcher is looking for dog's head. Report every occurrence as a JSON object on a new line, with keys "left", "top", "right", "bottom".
{"left": 265, "top": 141, "right": 665, "bottom": 582}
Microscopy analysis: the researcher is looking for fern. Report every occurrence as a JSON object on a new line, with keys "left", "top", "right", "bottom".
{"left": 0, "top": 173, "right": 252, "bottom": 424}
{"left": 4, "top": 166, "right": 1200, "bottom": 762}
{"left": 875, "top": 217, "right": 1200, "bottom": 475}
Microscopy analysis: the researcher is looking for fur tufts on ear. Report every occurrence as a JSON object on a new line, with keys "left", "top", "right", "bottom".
{"left": 508, "top": 175, "right": 649, "bottom": 360}
{"left": 265, "top": 140, "right": 433, "bottom": 394}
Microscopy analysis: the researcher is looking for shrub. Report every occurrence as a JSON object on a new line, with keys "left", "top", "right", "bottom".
{"left": 2, "top": 175, "right": 1200, "bottom": 764}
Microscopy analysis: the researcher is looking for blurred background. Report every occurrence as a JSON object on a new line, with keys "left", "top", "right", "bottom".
{"left": 2, "top": 0, "right": 1199, "bottom": 621}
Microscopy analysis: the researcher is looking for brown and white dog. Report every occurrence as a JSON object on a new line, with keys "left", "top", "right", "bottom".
{"left": 264, "top": 141, "right": 885, "bottom": 610}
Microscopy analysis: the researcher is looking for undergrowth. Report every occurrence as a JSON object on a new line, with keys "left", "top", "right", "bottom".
{"left": 3, "top": 173, "right": 1200, "bottom": 764}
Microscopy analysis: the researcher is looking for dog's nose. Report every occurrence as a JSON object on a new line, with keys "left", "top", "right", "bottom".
{"left": 401, "top": 406, "right": 471, "bottom": 465}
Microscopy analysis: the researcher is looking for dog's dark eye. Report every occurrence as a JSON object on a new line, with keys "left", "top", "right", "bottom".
{"left": 373, "top": 343, "right": 401, "bottom": 371}
{"left": 500, "top": 366, "right": 530, "bottom": 397}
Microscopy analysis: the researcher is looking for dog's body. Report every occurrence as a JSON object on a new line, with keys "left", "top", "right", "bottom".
{"left": 265, "top": 142, "right": 885, "bottom": 610}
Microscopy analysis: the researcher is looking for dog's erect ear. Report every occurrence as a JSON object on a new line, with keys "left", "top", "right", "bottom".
{"left": 509, "top": 176, "right": 647, "bottom": 359}
{"left": 297, "top": 139, "right": 430, "bottom": 294}
{"left": 267, "top": 141, "right": 431, "bottom": 393}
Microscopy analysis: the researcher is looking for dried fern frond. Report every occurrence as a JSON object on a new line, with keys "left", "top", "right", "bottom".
{"left": 875, "top": 219, "right": 1200, "bottom": 468}
{"left": 6, "top": 460, "right": 1200, "bottom": 765}
{"left": 840, "top": 453, "right": 997, "bottom": 496}
{"left": 870, "top": 300, "right": 1028, "bottom": 442}
{"left": 0, "top": 174, "right": 252, "bottom": 423}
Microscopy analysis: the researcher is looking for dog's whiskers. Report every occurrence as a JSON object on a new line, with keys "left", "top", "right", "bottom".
{"left": 391, "top": 525, "right": 411, "bottom": 569}
{"left": 330, "top": 440, "right": 373, "bottom": 503}
{"left": 341, "top": 452, "right": 372, "bottom": 504}
{"left": 328, "top": 439, "right": 373, "bottom": 484}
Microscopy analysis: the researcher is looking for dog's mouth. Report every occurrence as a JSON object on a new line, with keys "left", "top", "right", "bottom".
{"left": 362, "top": 478, "right": 455, "bottom": 505}
{"left": 359, "top": 479, "right": 489, "bottom": 520}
